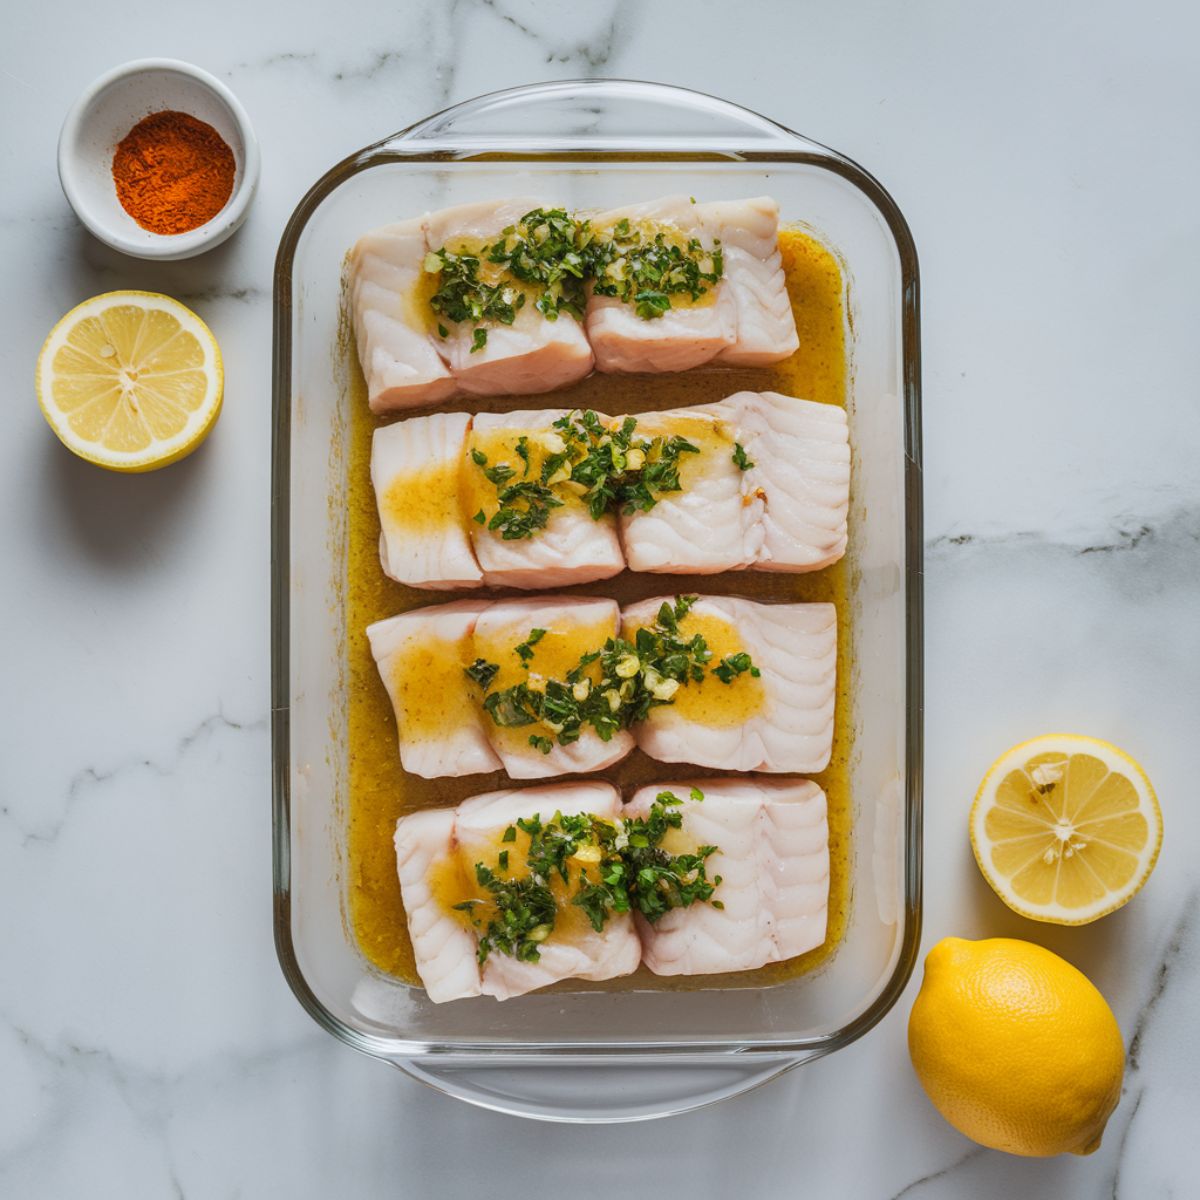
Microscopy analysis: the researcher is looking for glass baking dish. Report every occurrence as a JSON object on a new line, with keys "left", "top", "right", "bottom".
{"left": 271, "top": 80, "right": 922, "bottom": 1122}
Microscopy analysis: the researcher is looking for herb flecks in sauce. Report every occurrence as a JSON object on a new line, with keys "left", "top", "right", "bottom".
{"left": 453, "top": 791, "right": 721, "bottom": 964}
{"left": 471, "top": 409, "right": 700, "bottom": 541}
{"left": 470, "top": 596, "right": 758, "bottom": 749}
{"left": 423, "top": 207, "right": 723, "bottom": 348}
{"left": 587, "top": 216, "right": 723, "bottom": 319}
{"left": 424, "top": 248, "right": 526, "bottom": 352}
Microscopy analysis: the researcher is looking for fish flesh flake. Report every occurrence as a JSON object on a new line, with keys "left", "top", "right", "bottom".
{"left": 625, "top": 776, "right": 829, "bottom": 975}
{"left": 394, "top": 782, "right": 640, "bottom": 1002}
{"left": 621, "top": 595, "right": 837, "bottom": 773}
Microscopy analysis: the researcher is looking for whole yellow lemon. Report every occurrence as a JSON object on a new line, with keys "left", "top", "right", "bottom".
{"left": 907, "top": 937, "right": 1125, "bottom": 1156}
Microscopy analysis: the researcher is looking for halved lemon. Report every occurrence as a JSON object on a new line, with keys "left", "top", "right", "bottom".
{"left": 970, "top": 734, "right": 1162, "bottom": 924}
{"left": 36, "top": 291, "right": 223, "bottom": 472}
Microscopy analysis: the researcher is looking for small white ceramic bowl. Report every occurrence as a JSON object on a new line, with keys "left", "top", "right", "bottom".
{"left": 58, "top": 58, "right": 260, "bottom": 261}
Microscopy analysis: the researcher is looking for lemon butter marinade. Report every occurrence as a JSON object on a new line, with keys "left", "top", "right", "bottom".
{"left": 344, "top": 228, "right": 854, "bottom": 989}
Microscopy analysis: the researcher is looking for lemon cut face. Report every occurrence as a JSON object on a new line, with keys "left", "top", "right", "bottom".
{"left": 36, "top": 291, "right": 223, "bottom": 472}
{"left": 970, "top": 734, "right": 1162, "bottom": 925}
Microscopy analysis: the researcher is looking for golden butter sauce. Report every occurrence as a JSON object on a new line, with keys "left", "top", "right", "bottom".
{"left": 345, "top": 227, "right": 852, "bottom": 991}
{"left": 428, "top": 825, "right": 600, "bottom": 945}
{"left": 382, "top": 459, "right": 462, "bottom": 535}
{"left": 660, "top": 611, "right": 765, "bottom": 728}
{"left": 390, "top": 635, "right": 480, "bottom": 742}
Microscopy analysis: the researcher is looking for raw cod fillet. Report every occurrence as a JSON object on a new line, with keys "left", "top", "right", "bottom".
{"left": 731, "top": 391, "right": 850, "bottom": 572}
{"left": 470, "top": 596, "right": 635, "bottom": 779}
{"left": 457, "top": 783, "right": 641, "bottom": 1000}
{"left": 617, "top": 405, "right": 757, "bottom": 574}
{"left": 393, "top": 782, "right": 640, "bottom": 1002}
{"left": 349, "top": 219, "right": 457, "bottom": 413}
{"left": 620, "top": 391, "right": 849, "bottom": 575}
{"left": 371, "top": 391, "right": 849, "bottom": 590}
{"left": 370, "top": 413, "right": 482, "bottom": 590}
{"left": 365, "top": 600, "right": 502, "bottom": 779}
{"left": 464, "top": 410, "right": 625, "bottom": 590}
{"left": 621, "top": 595, "right": 837, "bottom": 773}
{"left": 625, "top": 777, "right": 829, "bottom": 975}
{"left": 367, "top": 596, "right": 636, "bottom": 780}
{"left": 349, "top": 196, "right": 801, "bottom": 409}
{"left": 424, "top": 199, "right": 594, "bottom": 397}
{"left": 585, "top": 195, "right": 737, "bottom": 374}
{"left": 696, "top": 197, "right": 801, "bottom": 365}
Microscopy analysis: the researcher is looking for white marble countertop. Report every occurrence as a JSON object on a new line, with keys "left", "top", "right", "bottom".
{"left": 3, "top": 1, "right": 1198, "bottom": 1196}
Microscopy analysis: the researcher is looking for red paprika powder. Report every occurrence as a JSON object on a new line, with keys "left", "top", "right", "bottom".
{"left": 112, "top": 110, "right": 236, "bottom": 235}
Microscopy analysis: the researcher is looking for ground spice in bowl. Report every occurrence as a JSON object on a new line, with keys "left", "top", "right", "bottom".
{"left": 112, "top": 110, "right": 236, "bottom": 235}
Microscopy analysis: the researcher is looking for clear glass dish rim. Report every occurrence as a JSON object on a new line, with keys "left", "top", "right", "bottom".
{"left": 270, "top": 78, "right": 924, "bottom": 1062}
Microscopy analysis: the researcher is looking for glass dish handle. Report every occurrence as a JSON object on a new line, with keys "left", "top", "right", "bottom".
{"left": 394, "top": 1053, "right": 813, "bottom": 1122}
{"left": 378, "top": 79, "right": 827, "bottom": 157}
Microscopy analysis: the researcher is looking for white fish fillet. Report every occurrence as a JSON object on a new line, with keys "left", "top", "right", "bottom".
{"left": 366, "top": 601, "right": 502, "bottom": 779}
{"left": 393, "top": 808, "right": 483, "bottom": 1003}
{"left": 696, "top": 197, "right": 800, "bottom": 365}
{"left": 370, "top": 413, "right": 482, "bottom": 590}
{"left": 349, "top": 219, "right": 457, "bottom": 413}
{"left": 471, "top": 596, "right": 635, "bottom": 779}
{"left": 351, "top": 197, "right": 801, "bottom": 409}
{"left": 585, "top": 196, "right": 737, "bottom": 374}
{"left": 466, "top": 410, "right": 625, "bottom": 590}
{"left": 622, "top": 595, "right": 836, "bottom": 773}
{"left": 455, "top": 783, "right": 641, "bottom": 1000}
{"left": 732, "top": 391, "right": 850, "bottom": 571}
{"left": 618, "top": 406, "right": 757, "bottom": 574}
{"left": 625, "top": 777, "right": 829, "bottom": 975}
{"left": 368, "top": 391, "right": 848, "bottom": 587}
{"left": 613, "top": 391, "right": 849, "bottom": 576}
{"left": 424, "top": 200, "right": 594, "bottom": 396}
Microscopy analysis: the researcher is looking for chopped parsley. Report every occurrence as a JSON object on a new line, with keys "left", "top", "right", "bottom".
{"left": 424, "top": 248, "right": 526, "bottom": 352}
{"left": 455, "top": 791, "right": 721, "bottom": 963}
{"left": 552, "top": 409, "right": 699, "bottom": 520}
{"left": 454, "top": 864, "right": 556, "bottom": 964}
{"left": 470, "top": 409, "right": 700, "bottom": 540}
{"left": 485, "top": 207, "right": 590, "bottom": 322}
{"left": 463, "top": 658, "right": 499, "bottom": 690}
{"left": 472, "top": 595, "right": 758, "bottom": 748}
{"left": 515, "top": 627, "right": 547, "bottom": 663}
{"left": 587, "top": 216, "right": 723, "bottom": 318}
{"left": 712, "top": 651, "right": 762, "bottom": 684}
{"left": 422, "top": 206, "right": 723, "bottom": 344}
{"left": 732, "top": 442, "right": 754, "bottom": 471}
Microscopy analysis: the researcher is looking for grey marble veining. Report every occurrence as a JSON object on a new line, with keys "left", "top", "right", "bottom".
{"left": 2, "top": 0, "right": 1199, "bottom": 1195}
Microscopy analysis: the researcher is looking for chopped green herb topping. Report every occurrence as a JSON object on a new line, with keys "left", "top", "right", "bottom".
{"left": 471, "top": 409, "right": 700, "bottom": 541}
{"left": 515, "top": 627, "right": 547, "bottom": 663}
{"left": 454, "top": 864, "right": 556, "bottom": 964}
{"left": 463, "top": 658, "right": 499, "bottom": 690}
{"left": 587, "top": 217, "right": 723, "bottom": 318}
{"left": 732, "top": 442, "right": 755, "bottom": 471}
{"left": 712, "top": 651, "right": 762, "bottom": 684}
{"left": 456, "top": 791, "right": 720, "bottom": 963}
{"left": 425, "top": 247, "right": 526, "bottom": 352}
{"left": 474, "top": 595, "right": 757, "bottom": 749}
{"left": 422, "top": 206, "right": 723, "bottom": 343}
